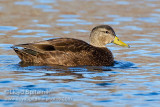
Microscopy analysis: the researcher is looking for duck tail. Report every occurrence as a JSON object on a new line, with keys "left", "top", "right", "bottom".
{"left": 11, "top": 45, "right": 39, "bottom": 62}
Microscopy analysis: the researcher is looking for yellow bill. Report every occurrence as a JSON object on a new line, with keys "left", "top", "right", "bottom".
{"left": 113, "top": 36, "right": 130, "bottom": 48}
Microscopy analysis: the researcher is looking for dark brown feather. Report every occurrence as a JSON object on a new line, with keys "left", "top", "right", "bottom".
{"left": 12, "top": 38, "right": 114, "bottom": 66}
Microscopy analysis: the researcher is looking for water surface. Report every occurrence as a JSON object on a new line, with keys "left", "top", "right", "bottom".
{"left": 0, "top": 0, "right": 160, "bottom": 107}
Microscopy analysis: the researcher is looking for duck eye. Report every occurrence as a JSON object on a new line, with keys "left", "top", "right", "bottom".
{"left": 105, "top": 31, "right": 109, "bottom": 34}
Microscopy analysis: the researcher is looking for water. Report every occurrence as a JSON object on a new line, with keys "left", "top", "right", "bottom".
{"left": 0, "top": 0, "right": 160, "bottom": 107}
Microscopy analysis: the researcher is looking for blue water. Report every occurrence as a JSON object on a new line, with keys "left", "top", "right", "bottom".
{"left": 0, "top": 55, "right": 137, "bottom": 105}
{"left": 0, "top": 0, "right": 160, "bottom": 107}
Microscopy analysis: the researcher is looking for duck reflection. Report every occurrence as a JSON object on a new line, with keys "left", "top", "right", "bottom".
{"left": 17, "top": 62, "right": 116, "bottom": 86}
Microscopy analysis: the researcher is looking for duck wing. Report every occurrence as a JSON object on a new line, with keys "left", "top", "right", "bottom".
{"left": 11, "top": 38, "right": 94, "bottom": 65}
{"left": 12, "top": 38, "right": 91, "bottom": 56}
{"left": 47, "top": 38, "right": 91, "bottom": 52}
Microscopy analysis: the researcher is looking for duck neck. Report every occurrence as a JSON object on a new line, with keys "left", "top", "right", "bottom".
{"left": 90, "top": 40, "right": 106, "bottom": 47}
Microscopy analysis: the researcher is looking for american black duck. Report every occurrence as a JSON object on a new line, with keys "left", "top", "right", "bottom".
{"left": 12, "top": 25, "right": 130, "bottom": 66}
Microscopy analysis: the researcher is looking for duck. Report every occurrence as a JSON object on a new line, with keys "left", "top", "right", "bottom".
{"left": 12, "top": 25, "right": 130, "bottom": 66}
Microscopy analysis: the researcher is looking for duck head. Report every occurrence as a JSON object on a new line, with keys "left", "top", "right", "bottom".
{"left": 90, "top": 25, "right": 130, "bottom": 48}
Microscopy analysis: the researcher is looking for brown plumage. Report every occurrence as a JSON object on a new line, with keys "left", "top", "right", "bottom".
{"left": 12, "top": 25, "right": 130, "bottom": 66}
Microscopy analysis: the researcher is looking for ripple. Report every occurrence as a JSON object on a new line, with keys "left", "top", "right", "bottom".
{"left": 18, "top": 29, "right": 47, "bottom": 33}
{"left": 97, "top": 100, "right": 113, "bottom": 102}
{"left": 56, "top": 23, "right": 74, "bottom": 26}
{"left": 43, "top": 9, "right": 59, "bottom": 12}
{"left": 32, "top": 20, "right": 39, "bottom": 23}
{"left": 36, "top": 0, "right": 56, "bottom": 3}
{"left": 146, "top": 99, "right": 160, "bottom": 101}
{"left": 62, "top": 0, "right": 73, "bottom": 1}
{"left": 0, "top": 26, "right": 18, "bottom": 31}
{"left": 0, "top": 44, "right": 12, "bottom": 50}
{"left": 0, "top": 6, "right": 3, "bottom": 11}
{"left": 113, "top": 61, "right": 136, "bottom": 69}
{"left": 134, "top": 92, "right": 160, "bottom": 96}
{"left": 101, "top": 0, "right": 113, "bottom": 1}
{"left": 147, "top": 3, "right": 157, "bottom": 7}
{"left": 114, "top": 17, "right": 133, "bottom": 22}
{"left": 33, "top": 4, "right": 59, "bottom": 12}
{"left": 59, "top": 14, "right": 80, "bottom": 18}
{"left": 0, "top": 55, "right": 19, "bottom": 65}
{"left": 33, "top": 5, "right": 52, "bottom": 9}
{"left": 137, "top": 17, "right": 158, "bottom": 23}
{"left": 77, "top": 22, "right": 93, "bottom": 25}
{"left": 14, "top": 1, "right": 33, "bottom": 5}
{"left": 22, "top": 85, "right": 35, "bottom": 88}
{"left": 120, "top": 26, "right": 143, "bottom": 31}
{"left": 56, "top": 19, "right": 85, "bottom": 22}
{"left": 133, "top": 34, "right": 155, "bottom": 37}
{"left": 36, "top": 33, "right": 52, "bottom": 37}
{"left": 148, "top": 53, "right": 160, "bottom": 56}
{"left": 147, "top": 0, "right": 158, "bottom": 1}
{"left": 30, "top": 24, "right": 51, "bottom": 28}
{"left": 124, "top": 50, "right": 151, "bottom": 55}
{"left": 154, "top": 9, "right": 160, "bottom": 12}
{"left": 103, "top": 21, "right": 120, "bottom": 25}
{"left": 0, "top": 33, "right": 5, "bottom": 35}
{"left": 75, "top": 29, "right": 89, "bottom": 32}
{"left": 12, "top": 35, "right": 39, "bottom": 38}
{"left": 43, "top": 37, "right": 59, "bottom": 40}
{"left": 68, "top": 67, "right": 87, "bottom": 72}
{"left": 94, "top": 16, "right": 104, "bottom": 19}
{"left": 57, "top": 17, "right": 91, "bottom": 25}
{"left": 12, "top": 33, "right": 52, "bottom": 38}
{"left": 107, "top": 14, "right": 120, "bottom": 18}
{"left": 151, "top": 13, "right": 160, "bottom": 17}
{"left": 116, "top": 1, "right": 130, "bottom": 5}
{"left": 0, "top": 80, "right": 11, "bottom": 83}
{"left": 96, "top": 82, "right": 116, "bottom": 86}
{"left": 62, "top": 31, "right": 70, "bottom": 34}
